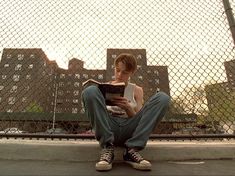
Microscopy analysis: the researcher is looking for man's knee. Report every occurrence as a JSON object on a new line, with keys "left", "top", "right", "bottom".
{"left": 82, "top": 85, "right": 99, "bottom": 100}
{"left": 157, "top": 92, "right": 170, "bottom": 106}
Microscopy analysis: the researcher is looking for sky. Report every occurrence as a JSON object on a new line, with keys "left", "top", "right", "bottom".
{"left": 1, "top": 0, "right": 235, "bottom": 97}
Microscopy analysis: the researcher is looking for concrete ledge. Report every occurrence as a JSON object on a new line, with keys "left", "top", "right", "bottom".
{"left": 0, "top": 139, "right": 234, "bottom": 162}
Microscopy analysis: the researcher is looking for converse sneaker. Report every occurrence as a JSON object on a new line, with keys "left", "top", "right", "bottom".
{"left": 123, "top": 148, "right": 151, "bottom": 170}
{"left": 95, "top": 145, "right": 114, "bottom": 171}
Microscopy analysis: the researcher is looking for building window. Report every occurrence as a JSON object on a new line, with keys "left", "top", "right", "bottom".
{"left": 59, "top": 82, "right": 64, "bottom": 87}
{"left": 60, "top": 74, "right": 65, "bottom": 79}
{"left": 155, "top": 79, "right": 160, "bottom": 84}
{"left": 10, "top": 86, "right": 17, "bottom": 93}
{"left": 0, "top": 86, "right": 3, "bottom": 90}
{"left": 73, "top": 99, "right": 79, "bottom": 104}
{"left": 57, "top": 108, "right": 62, "bottom": 113}
{"left": 17, "top": 54, "right": 24, "bottom": 60}
{"left": 7, "top": 54, "right": 12, "bottom": 58}
{"left": 15, "top": 64, "right": 22, "bottom": 71}
{"left": 28, "top": 64, "right": 33, "bottom": 69}
{"left": 4, "top": 64, "right": 9, "bottom": 67}
{"left": 75, "top": 74, "right": 80, "bottom": 79}
{"left": 111, "top": 54, "right": 117, "bottom": 59}
{"left": 72, "top": 108, "right": 78, "bottom": 113}
{"left": 8, "top": 97, "right": 15, "bottom": 104}
{"left": 154, "top": 70, "right": 159, "bottom": 76}
{"left": 7, "top": 109, "right": 13, "bottom": 113}
{"left": 80, "top": 104, "right": 85, "bottom": 113}
{"left": 13, "top": 75, "right": 20, "bottom": 82}
{"left": 137, "top": 54, "right": 142, "bottom": 59}
{"left": 57, "top": 99, "right": 63, "bottom": 104}
{"left": 73, "top": 90, "right": 79, "bottom": 96}
{"left": 74, "top": 82, "right": 79, "bottom": 87}
{"left": 91, "top": 74, "right": 96, "bottom": 78}
{"left": 22, "top": 97, "right": 27, "bottom": 102}
{"left": 30, "top": 54, "right": 35, "bottom": 58}
{"left": 226, "top": 87, "right": 230, "bottom": 93}
{"left": 2, "top": 75, "right": 6, "bottom": 79}
{"left": 26, "top": 75, "right": 31, "bottom": 80}
{"left": 83, "top": 74, "right": 88, "bottom": 79}
{"left": 58, "top": 91, "right": 64, "bottom": 96}
{"left": 98, "top": 74, "right": 103, "bottom": 79}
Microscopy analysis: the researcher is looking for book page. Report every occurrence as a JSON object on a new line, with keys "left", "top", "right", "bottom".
{"left": 82, "top": 79, "right": 101, "bottom": 87}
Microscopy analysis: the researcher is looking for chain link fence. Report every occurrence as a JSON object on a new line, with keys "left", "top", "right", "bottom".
{"left": 0, "top": 0, "right": 234, "bottom": 138}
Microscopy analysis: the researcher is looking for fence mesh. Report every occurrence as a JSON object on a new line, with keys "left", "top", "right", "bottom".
{"left": 0, "top": 0, "right": 234, "bottom": 137}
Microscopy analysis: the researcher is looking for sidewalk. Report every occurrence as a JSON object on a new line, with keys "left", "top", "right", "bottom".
{"left": 0, "top": 159, "right": 234, "bottom": 176}
{"left": 0, "top": 139, "right": 235, "bottom": 161}
{"left": 0, "top": 139, "right": 234, "bottom": 175}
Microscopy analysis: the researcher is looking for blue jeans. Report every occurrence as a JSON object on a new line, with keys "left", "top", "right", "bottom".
{"left": 82, "top": 85, "right": 170, "bottom": 150}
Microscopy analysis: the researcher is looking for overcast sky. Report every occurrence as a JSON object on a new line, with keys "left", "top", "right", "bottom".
{"left": 1, "top": 0, "right": 235, "bottom": 96}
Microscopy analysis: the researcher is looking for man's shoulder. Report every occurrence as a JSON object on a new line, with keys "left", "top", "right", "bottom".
{"left": 135, "top": 85, "right": 143, "bottom": 92}
{"left": 128, "top": 83, "right": 143, "bottom": 92}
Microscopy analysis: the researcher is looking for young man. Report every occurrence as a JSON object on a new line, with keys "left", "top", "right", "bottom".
{"left": 82, "top": 53, "right": 170, "bottom": 171}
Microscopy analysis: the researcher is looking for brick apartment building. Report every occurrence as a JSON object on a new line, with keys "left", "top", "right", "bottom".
{"left": 0, "top": 48, "right": 170, "bottom": 115}
{"left": 55, "top": 59, "right": 106, "bottom": 114}
{"left": 224, "top": 59, "right": 235, "bottom": 88}
{"left": 0, "top": 48, "right": 57, "bottom": 113}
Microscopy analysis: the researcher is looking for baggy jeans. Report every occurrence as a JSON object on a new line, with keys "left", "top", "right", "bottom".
{"left": 81, "top": 85, "right": 170, "bottom": 150}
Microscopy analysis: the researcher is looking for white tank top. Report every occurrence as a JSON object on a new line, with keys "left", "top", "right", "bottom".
{"left": 106, "top": 83, "right": 137, "bottom": 118}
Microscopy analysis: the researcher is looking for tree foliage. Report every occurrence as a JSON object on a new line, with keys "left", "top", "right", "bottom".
{"left": 205, "top": 83, "right": 235, "bottom": 122}
{"left": 25, "top": 101, "right": 44, "bottom": 112}
{"left": 171, "top": 85, "right": 209, "bottom": 115}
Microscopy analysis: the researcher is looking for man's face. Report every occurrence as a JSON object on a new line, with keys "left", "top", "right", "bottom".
{"left": 114, "top": 62, "right": 133, "bottom": 83}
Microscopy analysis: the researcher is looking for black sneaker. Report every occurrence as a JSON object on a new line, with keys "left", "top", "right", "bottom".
{"left": 95, "top": 145, "right": 114, "bottom": 171}
{"left": 123, "top": 148, "right": 151, "bottom": 170}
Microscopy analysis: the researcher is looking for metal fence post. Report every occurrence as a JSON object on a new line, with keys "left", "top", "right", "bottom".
{"left": 222, "top": 0, "right": 235, "bottom": 46}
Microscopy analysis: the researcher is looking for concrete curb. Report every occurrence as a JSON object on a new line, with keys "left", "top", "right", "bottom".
{"left": 0, "top": 139, "right": 234, "bottom": 162}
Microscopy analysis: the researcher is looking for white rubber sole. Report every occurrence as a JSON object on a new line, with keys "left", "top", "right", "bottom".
{"left": 95, "top": 162, "right": 112, "bottom": 171}
{"left": 125, "top": 161, "right": 152, "bottom": 171}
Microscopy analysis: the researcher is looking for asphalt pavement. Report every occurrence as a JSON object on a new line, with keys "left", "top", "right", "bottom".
{"left": 0, "top": 159, "right": 234, "bottom": 176}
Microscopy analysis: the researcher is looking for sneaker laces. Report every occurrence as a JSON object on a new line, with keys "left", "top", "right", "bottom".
{"left": 128, "top": 149, "right": 144, "bottom": 162}
{"left": 100, "top": 147, "right": 114, "bottom": 163}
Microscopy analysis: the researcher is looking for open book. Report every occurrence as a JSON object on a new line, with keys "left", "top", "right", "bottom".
{"left": 82, "top": 79, "right": 125, "bottom": 106}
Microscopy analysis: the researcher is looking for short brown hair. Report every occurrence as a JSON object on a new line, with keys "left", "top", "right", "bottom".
{"left": 114, "top": 53, "right": 137, "bottom": 73}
